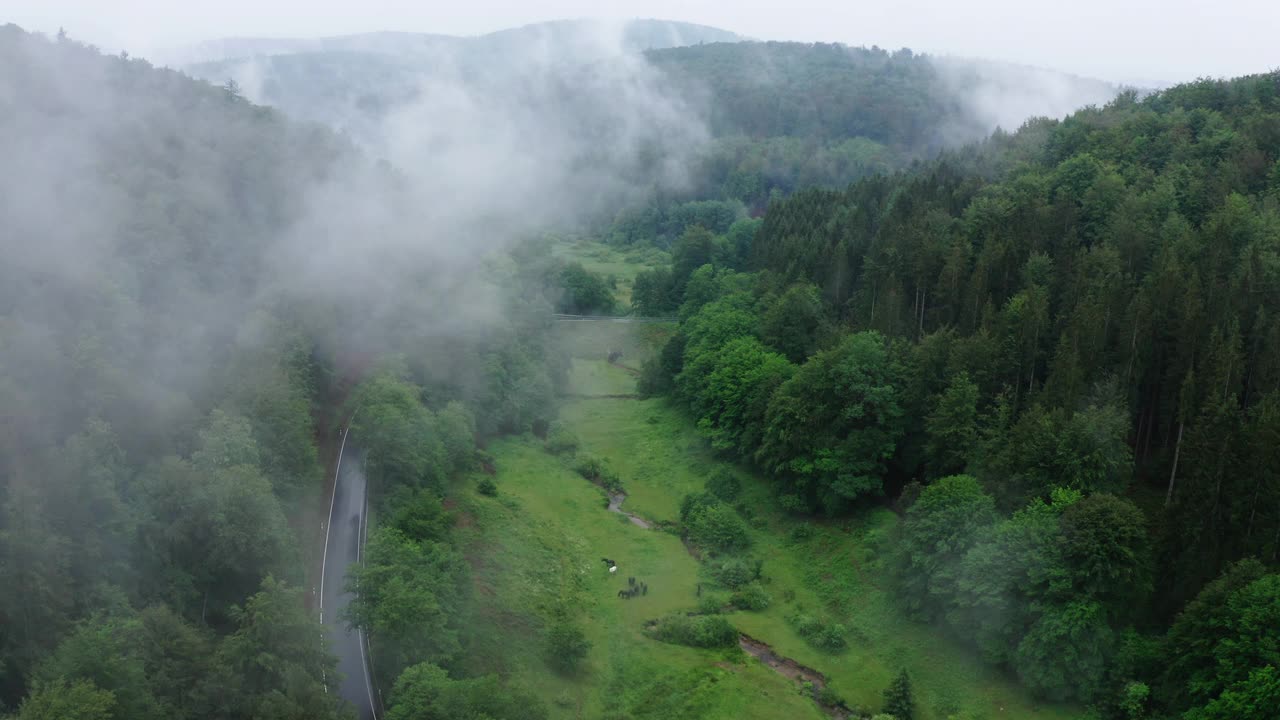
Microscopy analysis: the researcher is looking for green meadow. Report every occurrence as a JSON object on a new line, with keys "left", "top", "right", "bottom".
{"left": 452, "top": 318, "right": 1084, "bottom": 720}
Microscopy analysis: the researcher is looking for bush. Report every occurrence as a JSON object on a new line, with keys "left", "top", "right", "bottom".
{"left": 685, "top": 502, "right": 751, "bottom": 554}
{"left": 648, "top": 614, "right": 738, "bottom": 648}
{"left": 573, "top": 453, "right": 622, "bottom": 490}
{"left": 699, "top": 594, "right": 728, "bottom": 614}
{"left": 790, "top": 524, "right": 814, "bottom": 542}
{"left": 712, "top": 556, "right": 762, "bottom": 589}
{"left": 545, "top": 621, "right": 591, "bottom": 675}
{"left": 730, "top": 581, "right": 771, "bottom": 611}
{"left": 477, "top": 477, "right": 498, "bottom": 496}
{"left": 817, "top": 685, "right": 846, "bottom": 708}
{"left": 679, "top": 491, "right": 718, "bottom": 523}
{"left": 544, "top": 425, "right": 579, "bottom": 455}
{"left": 705, "top": 469, "right": 741, "bottom": 501}
{"left": 574, "top": 454, "right": 606, "bottom": 480}
{"left": 788, "top": 609, "right": 847, "bottom": 652}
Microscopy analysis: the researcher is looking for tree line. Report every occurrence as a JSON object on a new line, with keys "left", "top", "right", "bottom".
{"left": 638, "top": 70, "right": 1280, "bottom": 718}
{"left": 0, "top": 26, "right": 567, "bottom": 719}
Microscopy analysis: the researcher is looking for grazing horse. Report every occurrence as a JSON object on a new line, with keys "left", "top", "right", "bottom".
{"left": 601, "top": 557, "right": 614, "bottom": 566}
{"left": 628, "top": 577, "right": 636, "bottom": 586}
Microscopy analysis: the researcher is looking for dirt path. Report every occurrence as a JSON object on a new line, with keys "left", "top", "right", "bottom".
{"left": 739, "top": 634, "right": 852, "bottom": 719}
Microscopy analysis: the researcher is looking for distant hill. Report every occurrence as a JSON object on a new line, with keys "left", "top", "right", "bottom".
{"left": 173, "top": 18, "right": 741, "bottom": 65}
{"left": 184, "top": 32, "right": 1117, "bottom": 157}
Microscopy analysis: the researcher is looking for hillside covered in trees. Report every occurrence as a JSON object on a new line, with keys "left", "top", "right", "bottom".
{"left": 636, "top": 71, "right": 1280, "bottom": 718}
{"left": 186, "top": 37, "right": 1117, "bottom": 216}
{"left": 0, "top": 25, "right": 566, "bottom": 719}
{"left": 3, "top": 8, "right": 1278, "bottom": 720}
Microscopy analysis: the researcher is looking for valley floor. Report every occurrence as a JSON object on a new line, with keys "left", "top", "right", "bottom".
{"left": 451, "top": 337, "right": 1084, "bottom": 720}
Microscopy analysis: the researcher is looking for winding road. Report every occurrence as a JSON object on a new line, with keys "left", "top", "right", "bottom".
{"left": 320, "top": 426, "right": 379, "bottom": 720}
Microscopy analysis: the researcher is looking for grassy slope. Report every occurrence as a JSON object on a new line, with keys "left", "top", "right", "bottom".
{"left": 452, "top": 428, "right": 823, "bottom": 718}
{"left": 557, "top": 358, "right": 1085, "bottom": 720}
{"left": 551, "top": 238, "right": 670, "bottom": 310}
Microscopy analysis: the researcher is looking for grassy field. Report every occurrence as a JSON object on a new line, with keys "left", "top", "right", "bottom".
{"left": 452, "top": 320, "right": 1086, "bottom": 719}
{"left": 551, "top": 237, "right": 670, "bottom": 310}
{"left": 556, "top": 360, "right": 1085, "bottom": 720}
{"left": 451, "top": 436, "right": 826, "bottom": 719}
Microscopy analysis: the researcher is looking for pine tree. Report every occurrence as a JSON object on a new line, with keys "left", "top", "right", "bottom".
{"left": 882, "top": 669, "right": 915, "bottom": 720}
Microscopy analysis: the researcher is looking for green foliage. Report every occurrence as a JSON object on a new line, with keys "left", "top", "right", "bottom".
{"left": 386, "top": 662, "right": 547, "bottom": 720}
{"left": 761, "top": 283, "right": 830, "bottom": 363}
{"left": 476, "top": 477, "right": 498, "bottom": 496}
{"left": 544, "top": 621, "right": 591, "bottom": 675}
{"left": 1014, "top": 600, "right": 1114, "bottom": 702}
{"left": 730, "top": 581, "right": 772, "bottom": 611}
{"left": 386, "top": 487, "right": 454, "bottom": 543}
{"left": 1058, "top": 494, "right": 1151, "bottom": 615}
{"left": 683, "top": 500, "right": 752, "bottom": 554}
{"left": 647, "top": 614, "right": 739, "bottom": 648}
{"left": 12, "top": 680, "right": 115, "bottom": 720}
{"left": 758, "top": 332, "right": 905, "bottom": 513}
{"left": 219, "top": 576, "right": 348, "bottom": 719}
{"left": 543, "top": 424, "right": 579, "bottom": 454}
{"left": 573, "top": 453, "right": 622, "bottom": 491}
{"left": 558, "top": 261, "right": 617, "bottom": 315}
{"left": 925, "top": 372, "right": 979, "bottom": 476}
{"left": 882, "top": 669, "right": 915, "bottom": 720}
{"left": 704, "top": 470, "right": 742, "bottom": 502}
{"left": 896, "top": 475, "right": 997, "bottom": 619}
{"left": 787, "top": 609, "right": 848, "bottom": 652}
{"left": 344, "top": 528, "right": 468, "bottom": 681}
{"left": 709, "top": 556, "right": 762, "bottom": 590}
{"left": 1183, "top": 665, "right": 1280, "bottom": 720}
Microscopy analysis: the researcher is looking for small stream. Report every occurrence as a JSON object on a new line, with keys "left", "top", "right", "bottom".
{"left": 739, "top": 634, "right": 852, "bottom": 719}
{"left": 608, "top": 491, "right": 653, "bottom": 528}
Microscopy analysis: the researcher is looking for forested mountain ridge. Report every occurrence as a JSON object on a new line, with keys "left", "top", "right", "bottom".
{"left": 0, "top": 24, "right": 566, "bottom": 718}
{"left": 174, "top": 18, "right": 742, "bottom": 65}
{"left": 637, "top": 70, "right": 1280, "bottom": 717}
{"left": 182, "top": 36, "right": 1118, "bottom": 214}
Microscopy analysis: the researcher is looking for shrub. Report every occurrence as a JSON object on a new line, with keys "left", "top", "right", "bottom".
{"left": 731, "top": 581, "right": 771, "bottom": 611}
{"left": 705, "top": 469, "right": 741, "bottom": 501}
{"left": 574, "top": 454, "right": 606, "bottom": 480}
{"left": 789, "top": 524, "right": 814, "bottom": 542}
{"left": 545, "top": 621, "right": 591, "bottom": 675}
{"left": 573, "top": 454, "right": 622, "bottom": 491}
{"left": 699, "top": 594, "right": 728, "bottom": 614}
{"left": 685, "top": 502, "right": 751, "bottom": 554}
{"left": 817, "top": 685, "right": 846, "bottom": 708}
{"left": 711, "top": 556, "right": 761, "bottom": 589}
{"left": 649, "top": 614, "right": 738, "bottom": 648}
{"left": 788, "top": 609, "right": 847, "bottom": 652}
{"left": 679, "top": 491, "right": 718, "bottom": 522}
{"left": 477, "top": 477, "right": 498, "bottom": 496}
{"left": 544, "top": 425, "right": 579, "bottom": 455}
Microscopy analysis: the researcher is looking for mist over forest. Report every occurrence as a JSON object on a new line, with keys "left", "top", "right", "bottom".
{"left": 0, "top": 11, "right": 1277, "bottom": 720}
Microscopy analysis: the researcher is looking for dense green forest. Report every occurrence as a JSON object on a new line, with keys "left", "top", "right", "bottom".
{"left": 4, "top": 12, "right": 1279, "bottom": 720}
{"left": 0, "top": 25, "right": 566, "bottom": 718}
{"left": 637, "top": 71, "right": 1280, "bottom": 718}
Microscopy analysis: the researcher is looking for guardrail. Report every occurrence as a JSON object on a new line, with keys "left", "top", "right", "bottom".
{"left": 552, "top": 313, "right": 678, "bottom": 323}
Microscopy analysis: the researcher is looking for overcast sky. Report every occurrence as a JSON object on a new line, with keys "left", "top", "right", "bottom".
{"left": 6, "top": 0, "right": 1277, "bottom": 85}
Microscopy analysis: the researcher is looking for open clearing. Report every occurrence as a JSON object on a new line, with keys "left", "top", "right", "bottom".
{"left": 453, "top": 310, "right": 1084, "bottom": 720}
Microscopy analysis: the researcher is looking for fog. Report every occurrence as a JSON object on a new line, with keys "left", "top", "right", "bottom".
{"left": 9, "top": 0, "right": 1279, "bottom": 85}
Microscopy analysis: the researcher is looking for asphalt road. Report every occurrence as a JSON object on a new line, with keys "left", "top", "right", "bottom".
{"left": 320, "top": 427, "right": 378, "bottom": 720}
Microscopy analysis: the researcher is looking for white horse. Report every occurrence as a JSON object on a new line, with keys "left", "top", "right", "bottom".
{"left": 608, "top": 565, "right": 618, "bottom": 574}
